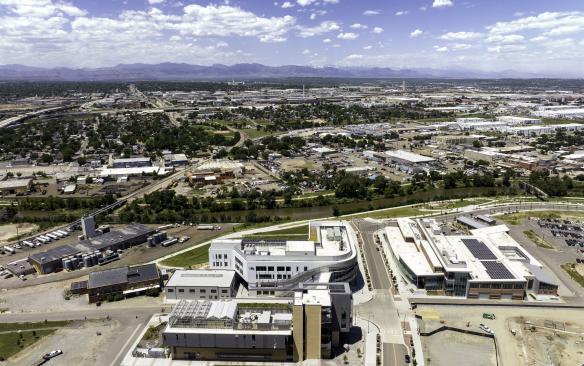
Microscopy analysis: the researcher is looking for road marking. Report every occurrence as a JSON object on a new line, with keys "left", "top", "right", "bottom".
{"left": 111, "top": 323, "right": 142, "bottom": 366}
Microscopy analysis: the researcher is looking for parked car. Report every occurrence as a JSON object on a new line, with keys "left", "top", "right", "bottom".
{"left": 43, "top": 349, "right": 63, "bottom": 359}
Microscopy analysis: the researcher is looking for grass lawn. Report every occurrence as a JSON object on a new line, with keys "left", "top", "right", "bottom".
{"left": 348, "top": 206, "right": 428, "bottom": 219}
{"left": 498, "top": 210, "right": 584, "bottom": 225}
{"left": 0, "top": 329, "right": 56, "bottom": 360}
{"left": 0, "top": 321, "right": 70, "bottom": 361}
{"left": 523, "top": 230, "right": 554, "bottom": 249}
{"left": 242, "top": 128, "right": 274, "bottom": 140}
{"left": 242, "top": 225, "right": 309, "bottom": 240}
{"left": 160, "top": 244, "right": 210, "bottom": 268}
{"left": 561, "top": 263, "right": 584, "bottom": 288}
{"left": 0, "top": 320, "right": 70, "bottom": 332}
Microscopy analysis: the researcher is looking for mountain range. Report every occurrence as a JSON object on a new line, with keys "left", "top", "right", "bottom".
{"left": 0, "top": 63, "right": 572, "bottom": 81}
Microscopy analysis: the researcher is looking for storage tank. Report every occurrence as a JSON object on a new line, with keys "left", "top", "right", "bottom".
{"left": 63, "top": 259, "right": 72, "bottom": 271}
{"left": 83, "top": 256, "right": 92, "bottom": 268}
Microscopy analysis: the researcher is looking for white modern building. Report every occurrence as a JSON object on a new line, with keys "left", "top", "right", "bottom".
{"left": 164, "top": 269, "right": 237, "bottom": 302}
{"left": 208, "top": 221, "right": 358, "bottom": 296}
{"left": 382, "top": 218, "right": 558, "bottom": 299}
{"left": 496, "top": 116, "right": 541, "bottom": 125}
{"left": 506, "top": 123, "right": 584, "bottom": 137}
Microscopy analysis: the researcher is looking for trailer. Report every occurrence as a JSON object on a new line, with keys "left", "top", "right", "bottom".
{"left": 39, "top": 235, "right": 52, "bottom": 242}
{"left": 157, "top": 224, "right": 174, "bottom": 231}
{"left": 36, "top": 237, "right": 49, "bottom": 244}
{"left": 161, "top": 237, "right": 178, "bottom": 247}
{"left": 57, "top": 230, "right": 69, "bottom": 236}
{"left": 23, "top": 240, "right": 35, "bottom": 248}
{"left": 46, "top": 233, "right": 59, "bottom": 240}
{"left": 3, "top": 246, "right": 15, "bottom": 254}
{"left": 52, "top": 231, "right": 65, "bottom": 238}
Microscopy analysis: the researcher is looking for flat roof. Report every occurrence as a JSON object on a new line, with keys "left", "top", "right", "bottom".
{"left": 166, "top": 269, "right": 236, "bottom": 288}
{"left": 29, "top": 244, "right": 79, "bottom": 264}
{"left": 384, "top": 150, "right": 435, "bottom": 163}
{"left": 88, "top": 263, "right": 159, "bottom": 289}
{"left": 79, "top": 224, "right": 155, "bottom": 251}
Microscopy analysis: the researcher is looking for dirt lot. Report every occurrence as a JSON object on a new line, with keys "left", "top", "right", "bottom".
{"left": 0, "top": 223, "right": 38, "bottom": 243}
{"left": 417, "top": 305, "right": 584, "bottom": 366}
{"left": 422, "top": 329, "right": 496, "bottom": 366}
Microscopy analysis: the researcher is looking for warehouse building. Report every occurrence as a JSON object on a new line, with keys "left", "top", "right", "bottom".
{"left": 382, "top": 218, "right": 558, "bottom": 299}
{"left": 164, "top": 269, "right": 237, "bottom": 302}
{"left": 87, "top": 263, "right": 160, "bottom": 303}
{"left": 79, "top": 224, "right": 155, "bottom": 252}
{"left": 164, "top": 153, "right": 189, "bottom": 167}
{"left": 111, "top": 157, "right": 151, "bottom": 168}
{"left": 208, "top": 221, "right": 358, "bottom": 296}
{"left": 0, "top": 178, "right": 33, "bottom": 195}
{"left": 28, "top": 224, "right": 155, "bottom": 275}
{"left": 29, "top": 244, "right": 79, "bottom": 274}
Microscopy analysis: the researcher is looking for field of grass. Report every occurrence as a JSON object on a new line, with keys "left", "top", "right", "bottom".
{"left": 523, "top": 230, "right": 554, "bottom": 249}
{"left": 160, "top": 244, "right": 210, "bottom": 268}
{"left": 0, "top": 329, "right": 55, "bottom": 360}
{"left": 242, "top": 225, "right": 309, "bottom": 240}
{"left": 498, "top": 210, "right": 584, "bottom": 225}
{"left": 0, "top": 321, "right": 69, "bottom": 361}
{"left": 561, "top": 263, "right": 584, "bottom": 288}
{"left": 0, "top": 320, "right": 70, "bottom": 332}
{"left": 348, "top": 206, "right": 429, "bottom": 219}
{"left": 242, "top": 128, "right": 274, "bottom": 140}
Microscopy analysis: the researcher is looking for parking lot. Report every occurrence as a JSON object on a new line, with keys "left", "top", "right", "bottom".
{"left": 536, "top": 218, "right": 584, "bottom": 252}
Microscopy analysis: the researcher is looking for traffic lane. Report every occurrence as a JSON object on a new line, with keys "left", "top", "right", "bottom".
{"left": 359, "top": 226, "right": 392, "bottom": 290}
{"left": 384, "top": 342, "right": 409, "bottom": 366}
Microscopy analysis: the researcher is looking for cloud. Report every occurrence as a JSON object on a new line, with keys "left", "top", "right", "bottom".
{"left": 363, "top": 45, "right": 372, "bottom": 50}
{"left": 434, "top": 46, "right": 449, "bottom": 52}
{"left": 297, "top": 0, "right": 338, "bottom": 6}
{"left": 433, "top": 0, "right": 453, "bottom": 8}
{"left": 281, "top": 1, "right": 294, "bottom": 8}
{"left": 297, "top": 20, "right": 340, "bottom": 37}
{"left": 487, "top": 44, "right": 527, "bottom": 53}
{"left": 346, "top": 54, "right": 363, "bottom": 60}
{"left": 363, "top": 10, "right": 380, "bottom": 16}
{"left": 337, "top": 32, "right": 358, "bottom": 40}
{"left": 350, "top": 23, "right": 367, "bottom": 29}
{"left": 395, "top": 11, "right": 408, "bottom": 16}
{"left": 488, "top": 11, "right": 584, "bottom": 35}
{"left": 148, "top": 0, "right": 165, "bottom": 4}
{"left": 372, "top": 27, "right": 383, "bottom": 34}
{"left": 486, "top": 34, "right": 525, "bottom": 44}
{"left": 302, "top": 49, "right": 311, "bottom": 54}
{"left": 410, "top": 29, "right": 424, "bottom": 38}
{"left": 439, "top": 31, "right": 483, "bottom": 41}
{"left": 323, "top": 38, "right": 331, "bottom": 43}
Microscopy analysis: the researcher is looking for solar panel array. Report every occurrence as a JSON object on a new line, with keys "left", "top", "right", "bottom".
{"left": 482, "top": 261, "right": 515, "bottom": 279}
{"left": 461, "top": 238, "right": 497, "bottom": 260}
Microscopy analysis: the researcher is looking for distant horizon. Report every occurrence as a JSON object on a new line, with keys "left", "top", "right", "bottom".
{"left": 1, "top": 1, "right": 584, "bottom": 75}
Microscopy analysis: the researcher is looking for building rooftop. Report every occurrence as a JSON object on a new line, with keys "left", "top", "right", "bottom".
{"left": 88, "top": 263, "right": 159, "bottom": 289}
{"left": 29, "top": 244, "right": 79, "bottom": 265}
{"left": 79, "top": 224, "right": 155, "bottom": 251}
{"left": 384, "top": 150, "right": 435, "bottom": 164}
{"left": 166, "top": 269, "right": 236, "bottom": 288}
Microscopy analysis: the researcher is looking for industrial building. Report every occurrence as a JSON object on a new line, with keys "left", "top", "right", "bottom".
{"left": 164, "top": 269, "right": 237, "bottom": 302}
{"left": 162, "top": 282, "right": 352, "bottom": 362}
{"left": 383, "top": 218, "right": 558, "bottom": 299}
{"left": 87, "top": 263, "right": 160, "bottom": 303}
{"left": 27, "top": 224, "right": 155, "bottom": 274}
{"left": 111, "top": 157, "right": 151, "bottom": 168}
{"left": 0, "top": 178, "right": 33, "bottom": 195}
{"left": 163, "top": 153, "right": 189, "bottom": 167}
{"left": 79, "top": 224, "right": 155, "bottom": 253}
{"left": 208, "top": 221, "right": 358, "bottom": 296}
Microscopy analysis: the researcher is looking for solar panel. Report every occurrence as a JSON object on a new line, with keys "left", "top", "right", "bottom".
{"left": 482, "top": 261, "right": 515, "bottom": 280}
{"left": 461, "top": 238, "right": 497, "bottom": 260}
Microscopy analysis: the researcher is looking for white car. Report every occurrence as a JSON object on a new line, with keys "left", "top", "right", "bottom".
{"left": 479, "top": 323, "right": 494, "bottom": 335}
{"left": 43, "top": 349, "right": 63, "bottom": 359}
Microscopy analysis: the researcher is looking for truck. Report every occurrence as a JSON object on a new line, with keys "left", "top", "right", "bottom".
{"left": 52, "top": 231, "right": 65, "bottom": 238}
{"left": 57, "top": 230, "right": 69, "bottom": 236}
{"left": 39, "top": 235, "right": 52, "bottom": 242}
{"left": 3, "top": 246, "right": 15, "bottom": 254}
{"left": 482, "top": 313, "right": 496, "bottom": 320}
{"left": 197, "top": 224, "right": 221, "bottom": 231}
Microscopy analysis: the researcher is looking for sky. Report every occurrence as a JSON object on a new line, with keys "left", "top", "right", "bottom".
{"left": 1, "top": 0, "right": 584, "bottom": 73}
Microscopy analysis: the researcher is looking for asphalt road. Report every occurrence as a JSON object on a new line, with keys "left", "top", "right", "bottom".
{"left": 384, "top": 342, "right": 409, "bottom": 366}
{"left": 353, "top": 219, "right": 392, "bottom": 290}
